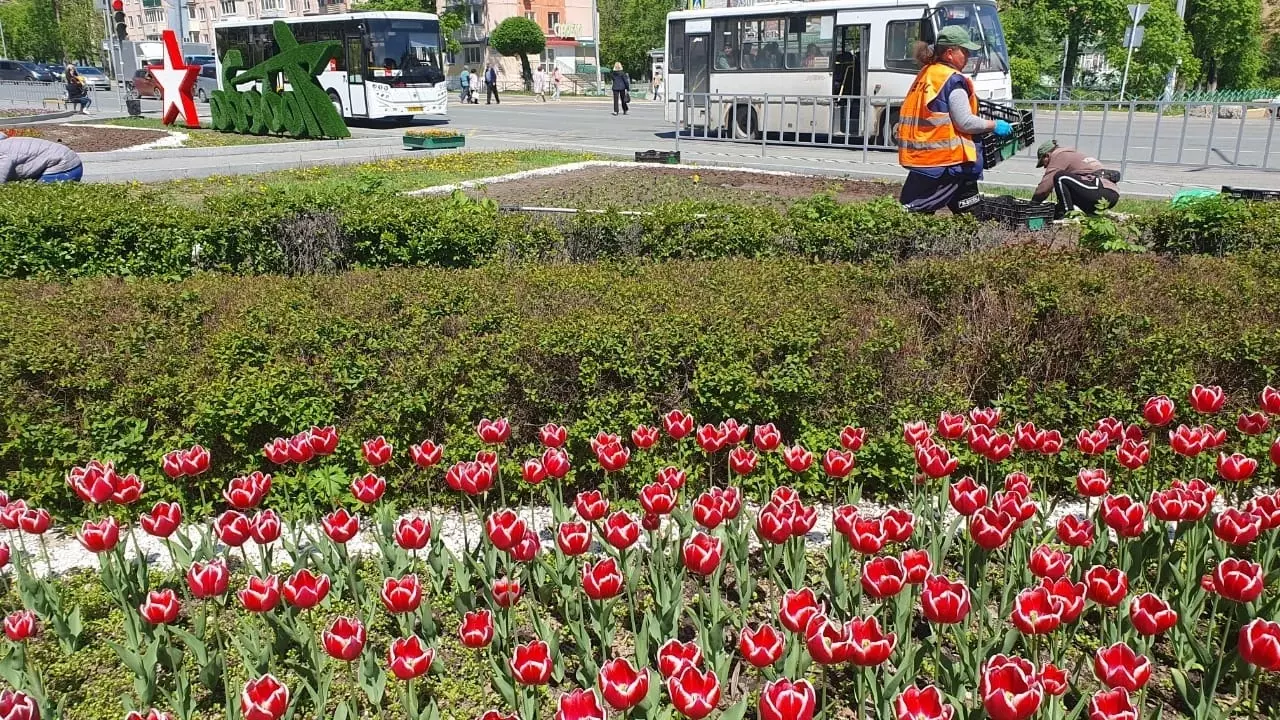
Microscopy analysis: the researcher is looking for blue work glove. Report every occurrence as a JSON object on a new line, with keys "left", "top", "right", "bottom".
{"left": 993, "top": 119, "right": 1014, "bottom": 137}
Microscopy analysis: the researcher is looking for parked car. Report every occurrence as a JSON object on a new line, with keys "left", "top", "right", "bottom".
{"left": 185, "top": 55, "right": 215, "bottom": 66}
{"left": 75, "top": 66, "right": 111, "bottom": 91}
{"left": 38, "top": 63, "right": 64, "bottom": 82}
{"left": 0, "top": 60, "right": 54, "bottom": 82}
{"left": 196, "top": 63, "right": 218, "bottom": 103}
{"left": 127, "top": 68, "right": 162, "bottom": 99}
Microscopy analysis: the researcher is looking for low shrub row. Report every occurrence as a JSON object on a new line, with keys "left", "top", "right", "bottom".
{"left": 1, "top": 249, "right": 1277, "bottom": 516}
{"left": 0, "top": 183, "right": 972, "bottom": 279}
{"left": 3, "top": 181, "right": 1276, "bottom": 280}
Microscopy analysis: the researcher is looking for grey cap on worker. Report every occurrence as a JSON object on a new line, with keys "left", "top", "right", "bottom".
{"left": 1036, "top": 140, "right": 1058, "bottom": 167}
{"left": 935, "top": 26, "right": 982, "bottom": 51}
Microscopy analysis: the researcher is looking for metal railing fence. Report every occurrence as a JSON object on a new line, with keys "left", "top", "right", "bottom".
{"left": 0, "top": 81, "right": 98, "bottom": 109}
{"left": 673, "top": 92, "right": 1280, "bottom": 173}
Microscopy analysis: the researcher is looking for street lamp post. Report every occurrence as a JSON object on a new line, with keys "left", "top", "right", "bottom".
{"left": 591, "top": 0, "right": 601, "bottom": 92}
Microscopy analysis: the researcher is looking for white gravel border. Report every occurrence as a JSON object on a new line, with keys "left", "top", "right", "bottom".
{"left": 4, "top": 491, "right": 1228, "bottom": 579}
{"left": 402, "top": 160, "right": 828, "bottom": 197}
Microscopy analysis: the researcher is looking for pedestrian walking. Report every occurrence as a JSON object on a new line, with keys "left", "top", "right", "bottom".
{"left": 1032, "top": 140, "right": 1121, "bottom": 218}
{"left": 533, "top": 64, "right": 547, "bottom": 102}
{"left": 485, "top": 64, "right": 500, "bottom": 105}
{"left": 459, "top": 66, "right": 472, "bottom": 104}
{"left": 65, "top": 66, "right": 92, "bottom": 114}
{"left": 651, "top": 70, "right": 663, "bottom": 101}
{"left": 896, "top": 26, "right": 1013, "bottom": 214}
{"left": 611, "top": 62, "right": 630, "bottom": 116}
{"left": 0, "top": 136, "right": 83, "bottom": 183}
{"left": 551, "top": 66, "right": 563, "bottom": 100}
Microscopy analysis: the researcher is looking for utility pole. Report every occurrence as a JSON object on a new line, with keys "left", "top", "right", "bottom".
{"left": 1118, "top": 3, "right": 1147, "bottom": 101}
{"left": 1160, "top": 0, "right": 1187, "bottom": 101}
{"left": 591, "top": 0, "right": 601, "bottom": 92}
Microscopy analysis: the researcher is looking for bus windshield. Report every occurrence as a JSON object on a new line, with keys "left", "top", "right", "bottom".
{"left": 937, "top": 3, "right": 1009, "bottom": 74}
{"left": 365, "top": 18, "right": 444, "bottom": 85}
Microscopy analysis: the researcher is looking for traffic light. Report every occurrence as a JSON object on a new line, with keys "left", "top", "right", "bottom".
{"left": 112, "top": 0, "right": 127, "bottom": 43}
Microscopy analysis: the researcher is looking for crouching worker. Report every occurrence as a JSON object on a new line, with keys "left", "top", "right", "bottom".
{"left": 1032, "top": 140, "right": 1120, "bottom": 218}
{"left": 0, "top": 136, "right": 83, "bottom": 183}
{"left": 898, "top": 26, "right": 1013, "bottom": 214}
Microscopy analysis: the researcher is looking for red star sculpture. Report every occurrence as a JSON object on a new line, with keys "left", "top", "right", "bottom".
{"left": 153, "top": 29, "right": 201, "bottom": 128}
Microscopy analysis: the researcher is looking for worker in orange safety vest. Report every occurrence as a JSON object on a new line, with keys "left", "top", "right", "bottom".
{"left": 897, "top": 25, "right": 1013, "bottom": 214}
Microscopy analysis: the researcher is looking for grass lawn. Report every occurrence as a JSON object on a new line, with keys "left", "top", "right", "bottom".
{"left": 97, "top": 116, "right": 299, "bottom": 147}
{"left": 154, "top": 149, "right": 599, "bottom": 201}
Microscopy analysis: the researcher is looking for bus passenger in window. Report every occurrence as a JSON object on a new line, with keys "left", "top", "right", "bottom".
{"left": 804, "top": 43, "right": 821, "bottom": 67}
{"left": 897, "top": 26, "right": 1013, "bottom": 214}
{"left": 741, "top": 43, "right": 756, "bottom": 69}
{"left": 760, "top": 42, "right": 781, "bottom": 69}
{"left": 716, "top": 45, "right": 737, "bottom": 70}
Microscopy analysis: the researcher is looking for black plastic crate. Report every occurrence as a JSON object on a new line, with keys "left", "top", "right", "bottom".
{"left": 636, "top": 150, "right": 680, "bottom": 165}
{"left": 1222, "top": 186, "right": 1280, "bottom": 201}
{"left": 973, "top": 194, "right": 1056, "bottom": 231}
{"left": 977, "top": 100, "right": 1035, "bottom": 169}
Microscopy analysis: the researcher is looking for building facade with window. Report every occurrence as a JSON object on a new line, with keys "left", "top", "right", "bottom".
{"left": 121, "top": 0, "right": 356, "bottom": 45}
{"left": 447, "top": 0, "right": 597, "bottom": 88}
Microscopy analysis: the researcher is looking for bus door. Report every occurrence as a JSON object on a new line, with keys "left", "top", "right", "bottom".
{"left": 832, "top": 24, "right": 868, "bottom": 137}
{"left": 683, "top": 19, "right": 711, "bottom": 126}
{"left": 344, "top": 33, "right": 369, "bottom": 116}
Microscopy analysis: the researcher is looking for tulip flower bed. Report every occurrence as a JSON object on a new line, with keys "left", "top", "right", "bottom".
{"left": 4, "top": 383, "right": 1280, "bottom": 720}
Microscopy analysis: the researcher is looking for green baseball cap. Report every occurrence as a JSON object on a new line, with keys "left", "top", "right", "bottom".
{"left": 935, "top": 26, "right": 982, "bottom": 51}
{"left": 1035, "top": 140, "right": 1058, "bottom": 167}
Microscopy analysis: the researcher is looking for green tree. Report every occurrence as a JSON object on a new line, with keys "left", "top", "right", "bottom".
{"left": 489, "top": 16, "right": 545, "bottom": 88}
{"left": 59, "top": 0, "right": 105, "bottom": 65}
{"left": 1104, "top": 0, "right": 1198, "bottom": 98}
{"left": 352, "top": 0, "right": 462, "bottom": 53}
{"left": 601, "top": 0, "right": 669, "bottom": 78}
{"left": 1187, "top": 0, "right": 1262, "bottom": 89}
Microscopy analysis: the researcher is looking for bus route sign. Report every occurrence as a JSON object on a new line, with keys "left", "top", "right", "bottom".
{"left": 210, "top": 20, "right": 351, "bottom": 139}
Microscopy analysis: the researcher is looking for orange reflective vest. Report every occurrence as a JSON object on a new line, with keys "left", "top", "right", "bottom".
{"left": 897, "top": 63, "right": 979, "bottom": 169}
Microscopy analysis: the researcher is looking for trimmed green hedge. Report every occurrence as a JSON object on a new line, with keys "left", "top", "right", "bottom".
{"left": 0, "top": 184, "right": 970, "bottom": 278}
{"left": 1, "top": 249, "right": 1278, "bottom": 516}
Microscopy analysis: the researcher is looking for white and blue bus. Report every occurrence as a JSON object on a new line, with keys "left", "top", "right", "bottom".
{"left": 665, "top": 0, "right": 1013, "bottom": 142}
{"left": 213, "top": 11, "right": 447, "bottom": 122}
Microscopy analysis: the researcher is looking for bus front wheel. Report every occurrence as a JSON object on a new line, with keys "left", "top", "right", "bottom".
{"left": 727, "top": 103, "right": 759, "bottom": 140}
{"left": 879, "top": 108, "right": 901, "bottom": 147}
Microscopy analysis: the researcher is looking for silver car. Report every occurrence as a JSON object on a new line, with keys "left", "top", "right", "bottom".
{"left": 75, "top": 66, "right": 111, "bottom": 91}
{"left": 195, "top": 63, "right": 219, "bottom": 103}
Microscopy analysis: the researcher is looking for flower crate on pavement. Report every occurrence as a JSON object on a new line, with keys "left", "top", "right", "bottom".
{"left": 404, "top": 129, "right": 466, "bottom": 150}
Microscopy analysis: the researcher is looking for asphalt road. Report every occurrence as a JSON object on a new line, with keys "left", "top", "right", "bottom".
{"left": 14, "top": 87, "right": 1272, "bottom": 193}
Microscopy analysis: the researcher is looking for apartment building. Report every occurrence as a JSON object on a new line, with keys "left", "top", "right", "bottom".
{"left": 449, "top": 0, "right": 598, "bottom": 85}
{"left": 120, "top": 0, "right": 356, "bottom": 44}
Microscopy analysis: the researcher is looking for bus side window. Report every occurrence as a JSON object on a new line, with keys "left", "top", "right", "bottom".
{"left": 755, "top": 18, "right": 784, "bottom": 69}
{"left": 712, "top": 19, "right": 738, "bottom": 70}
{"left": 885, "top": 19, "right": 922, "bottom": 72}
{"left": 668, "top": 21, "right": 684, "bottom": 73}
{"left": 785, "top": 14, "right": 832, "bottom": 69}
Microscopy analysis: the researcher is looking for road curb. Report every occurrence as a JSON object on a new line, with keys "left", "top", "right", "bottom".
{"left": 79, "top": 134, "right": 403, "bottom": 161}
{"left": 0, "top": 110, "right": 77, "bottom": 126}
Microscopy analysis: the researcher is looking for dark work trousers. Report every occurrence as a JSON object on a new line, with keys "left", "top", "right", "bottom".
{"left": 1053, "top": 173, "right": 1119, "bottom": 218}
{"left": 899, "top": 170, "right": 981, "bottom": 214}
{"left": 486, "top": 82, "right": 500, "bottom": 104}
{"left": 613, "top": 90, "right": 629, "bottom": 114}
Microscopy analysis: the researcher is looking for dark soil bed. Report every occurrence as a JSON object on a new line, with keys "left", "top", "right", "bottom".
{"left": 467, "top": 165, "right": 900, "bottom": 210}
{"left": 14, "top": 123, "right": 168, "bottom": 152}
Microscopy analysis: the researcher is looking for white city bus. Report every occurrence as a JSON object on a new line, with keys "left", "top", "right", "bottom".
{"left": 665, "top": 0, "right": 1012, "bottom": 143}
{"left": 213, "top": 11, "right": 448, "bottom": 122}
